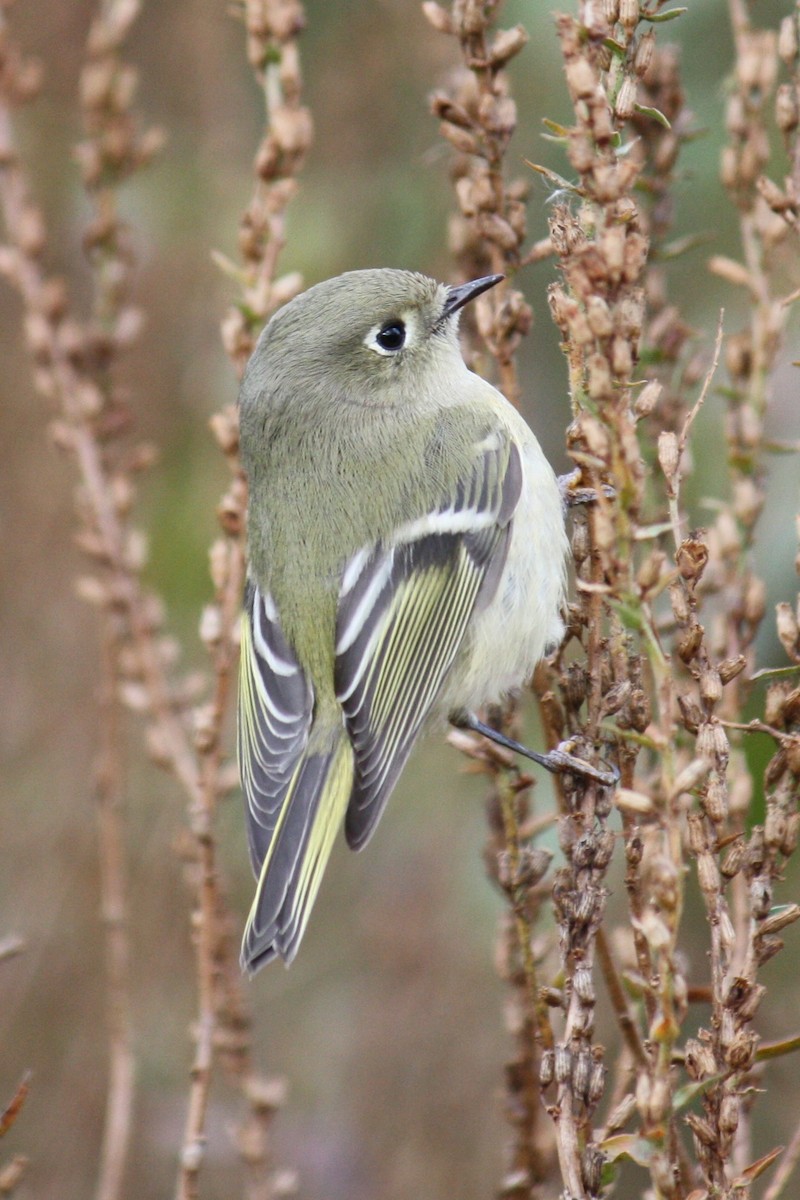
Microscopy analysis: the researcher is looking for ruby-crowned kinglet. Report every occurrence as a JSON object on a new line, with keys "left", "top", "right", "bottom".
{"left": 237, "top": 268, "right": 569, "bottom": 974}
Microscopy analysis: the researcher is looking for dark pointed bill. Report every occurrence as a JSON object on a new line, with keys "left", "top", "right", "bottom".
{"left": 442, "top": 273, "right": 504, "bottom": 318}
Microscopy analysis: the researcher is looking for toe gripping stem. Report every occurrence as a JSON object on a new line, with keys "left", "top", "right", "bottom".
{"left": 450, "top": 710, "right": 618, "bottom": 789}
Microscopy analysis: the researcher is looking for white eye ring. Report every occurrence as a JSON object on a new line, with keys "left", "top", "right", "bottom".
{"left": 365, "top": 318, "right": 410, "bottom": 356}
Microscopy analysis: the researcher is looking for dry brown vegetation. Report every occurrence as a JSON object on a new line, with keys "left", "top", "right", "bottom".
{"left": 1, "top": 1, "right": 800, "bottom": 1198}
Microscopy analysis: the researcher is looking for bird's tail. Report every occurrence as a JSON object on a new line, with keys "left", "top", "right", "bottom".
{"left": 241, "top": 733, "right": 354, "bottom": 973}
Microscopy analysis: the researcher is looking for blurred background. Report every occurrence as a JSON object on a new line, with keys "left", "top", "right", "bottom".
{"left": 1, "top": 0, "right": 799, "bottom": 1196}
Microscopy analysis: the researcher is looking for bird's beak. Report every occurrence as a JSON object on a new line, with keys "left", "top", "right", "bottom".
{"left": 442, "top": 273, "right": 504, "bottom": 318}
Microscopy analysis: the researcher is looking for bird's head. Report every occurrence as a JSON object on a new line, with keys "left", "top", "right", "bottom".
{"left": 240, "top": 268, "right": 503, "bottom": 413}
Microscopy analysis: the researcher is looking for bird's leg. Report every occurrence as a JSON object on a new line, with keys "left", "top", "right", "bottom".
{"left": 450, "top": 709, "right": 618, "bottom": 788}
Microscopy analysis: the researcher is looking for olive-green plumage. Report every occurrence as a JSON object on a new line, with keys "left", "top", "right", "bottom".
{"left": 237, "top": 269, "right": 568, "bottom": 972}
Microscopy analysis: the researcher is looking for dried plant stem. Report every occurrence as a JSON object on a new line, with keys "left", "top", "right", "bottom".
{"left": 94, "top": 624, "right": 135, "bottom": 1200}
{"left": 220, "top": 0, "right": 312, "bottom": 374}
{"left": 424, "top": 2, "right": 563, "bottom": 1190}
{"left": 594, "top": 927, "right": 646, "bottom": 1070}
{"left": 1, "top": 3, "right": 281, "bottom": 1193}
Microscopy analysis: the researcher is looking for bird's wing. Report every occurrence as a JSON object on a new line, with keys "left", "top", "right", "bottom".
{"left": 239, "top": 580, "right": 357, "bottom": 970}
{"left": 335, "top": 431, "right": 522, "bottom": 851}
{"left": 238, "top": 580, "right": 314, "bottom": 873}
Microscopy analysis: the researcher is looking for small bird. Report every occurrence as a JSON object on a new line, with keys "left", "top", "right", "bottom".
{"left": 237, "top": 268, "right": 585, "bottom": 973}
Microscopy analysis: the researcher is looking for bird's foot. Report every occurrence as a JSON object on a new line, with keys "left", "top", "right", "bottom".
{"left": 450, "top": 710, "right": 618, "bottom": 788}
{"left": 558, "top": 469, "right": 616, "bottom": 508}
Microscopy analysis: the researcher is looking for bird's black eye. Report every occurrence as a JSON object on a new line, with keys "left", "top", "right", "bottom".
{"left": 375, "top": 321, "right": 406, "bottom": 352}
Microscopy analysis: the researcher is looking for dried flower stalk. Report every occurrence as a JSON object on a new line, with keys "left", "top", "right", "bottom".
{"left": 536, "top": 2, "right": 800, "bottom": 1198}
{"left": 426, "top": 1, "right": 560, "bottom": 1190}
{"left": 0, "top": 0, "right": 309, "bottom": 1193}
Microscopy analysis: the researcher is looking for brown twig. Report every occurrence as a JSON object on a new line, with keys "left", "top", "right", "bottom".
{"left": 94, "top": 626, "right": 135, "bottom": 1200}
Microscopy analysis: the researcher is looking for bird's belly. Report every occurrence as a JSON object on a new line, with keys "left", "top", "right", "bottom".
{"left": 437, "top": 439, "right": 567, "bottom": 714}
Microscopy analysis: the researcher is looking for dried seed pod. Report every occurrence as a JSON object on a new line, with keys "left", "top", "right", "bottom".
{"left": 781, "top": 811, "right": 800, "bottom": 856}
{"left": 686, "top": 812, "right": 706, "bottom": 856}
{"left": 765, "top": 682, "right": 789, "bottom": 728}
{"left": 581, "top": 1144, "right": 604, "bottom": 1195}
{"left": 586, "top": 352, "right": 614, "bottom": 401}
{"left": 618, "top": 0, "right": 639, "bottom": 30}
{"left": 725, "top": 1029, "right": 758, "bottom": 1071}
{"left": 615, "top": 76, "right": 637, "bottom": 121}
{"left": 539, "top": 1048, "right": 555, "bottom": 1087}
{"left": 554, "top": 1043, "right": 572, "bottom": 1083}
{"left": 776, "top": 602, "right": 800, "bottom": 659}
{"left": 669, "top": 581, "right": 690, "bottom": 626}
{"left": 479, "top": 212, "right": 519, "bottom": 252}
{"left": 677, "top": 691, "right": 702, "bottom": 734}
{"left": 636, "top": 548, "right": 666, "bottom": 595}
{"left": 779, "top": 15, "right": 799, "bottom": 64}
{"left": 634, "top": 30, "right": 655, "bottom": 76}
{"left": 574, "top": 885, "right": 603, "bottom": 928}
{"left": 647, "top": 1076, "right": 671, "bottom": 1125}
{"left": 696, "top": 721, "right": 729, "bottom": 761}
{"left": 573, "top": 967, "right": 595, "bottom": 1005}
{"left": 699, "top": 668, "right": 723, "bottom": 707}
{"left": 761, "top": 903, "right": 800, "bottom": 936}
{"left": 756, "top": 933, "right": 784, "bottom": 966}
{"left": 633, "top": 379, "right": 661, "bottom": 419}
{"left": 718, "top": 655, "right": 747, "bottom": 684}
{"left": 635, "top": 1069, "right": 653, "bottom": 1119}
{"left": 750, "top": 877, "right": 773, "bottom": 919}
{"left": 588, "top": 1059, "right": 607, "bottom": 1107}
{"left": 565, "top": 57, "right": 598, "bottom": 100}
{"left": 593, "top": 830, "right": 616, "bottom": 871}
{"left": 605, "top": 1092, "right": 636, "bottom": 1134}
{"left": 673, "top": 758, "right": 713, "bottom": 798}
{"left": 735, "top": 481, "right": 765, "bottom": 531}
{"left": 765, "top": 806, "right": 787, "bottom": 850}
{"left": 677, "top": 622, "right": 703, "bottom": 664}
{"left": 488, "top": 25, "right": 529, "bottom": 69}
{"left": 719, "top": 1093, "right": 739, "bottom": 1137}
{"left": 686, "top": 1111, "right": 716, "bottom": 1148}
{"left": 572, "top": 519, "right": 591, "bottom": 564}
{"left": 439, "top": 121, "right": 480, "bottom": 155}
{"left": 601, "top": 680, "right": 632, "bottom": 717}
{"left": 676, "top": 536, "right": 709, "bottom": 584}
{"left": 684, "top": 1038, "right": 716, "bottom": 1080}
{"left": 697, "top": 852, "right": 721, "bottom": 897}
{"left": 565, "top": 663, "right": 588, "bottom": 711}
{"left": 744, "top": 827, "right": 766, "bottom": 875}
{"left": 702, "top": 773, "right": 728, "bottom": 824}
{"left": 585, "top": 294, "right": 613, "bottom": 337}
{"left": 615, "top": 788, "right": 653, "bottom": 815}
{"left": 572, "top": 1047, "right": 592, "bottom": 1101}
{"left": 422, "top": 1, "right": 453, "bottom": 33}
{"left": 732, "top": 979, "right": 766, "bottom": 1020}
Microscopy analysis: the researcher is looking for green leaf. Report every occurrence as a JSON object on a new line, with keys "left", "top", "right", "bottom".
{"left": 601, "top": 1134, "right": 655, "bottom": 1168}
{"left": 750, "top": 664, "right": 800, "bottom": 682}
{"left": 541, "top": 117, "right": 569, "bottom": 138}
{"left": 756, "top": 1032, "right": 800, "bottom": 1062}
{"left": 602, "top": 36, "right": 627, "bottom": 57}
{"left": 524, "top": 159, "right": 584, "bottom": 197}
{"left": 634, "top": 103, "right": 672, "bottom": 129}
{"left": 672, "top": 1072, "right": 725, "bottom": 1112}
{"left": 642, "top": 6, "right": 688, "bottom": 22}
{"left": 732, "top": 1146, "right": 784, "bottom": 1186}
